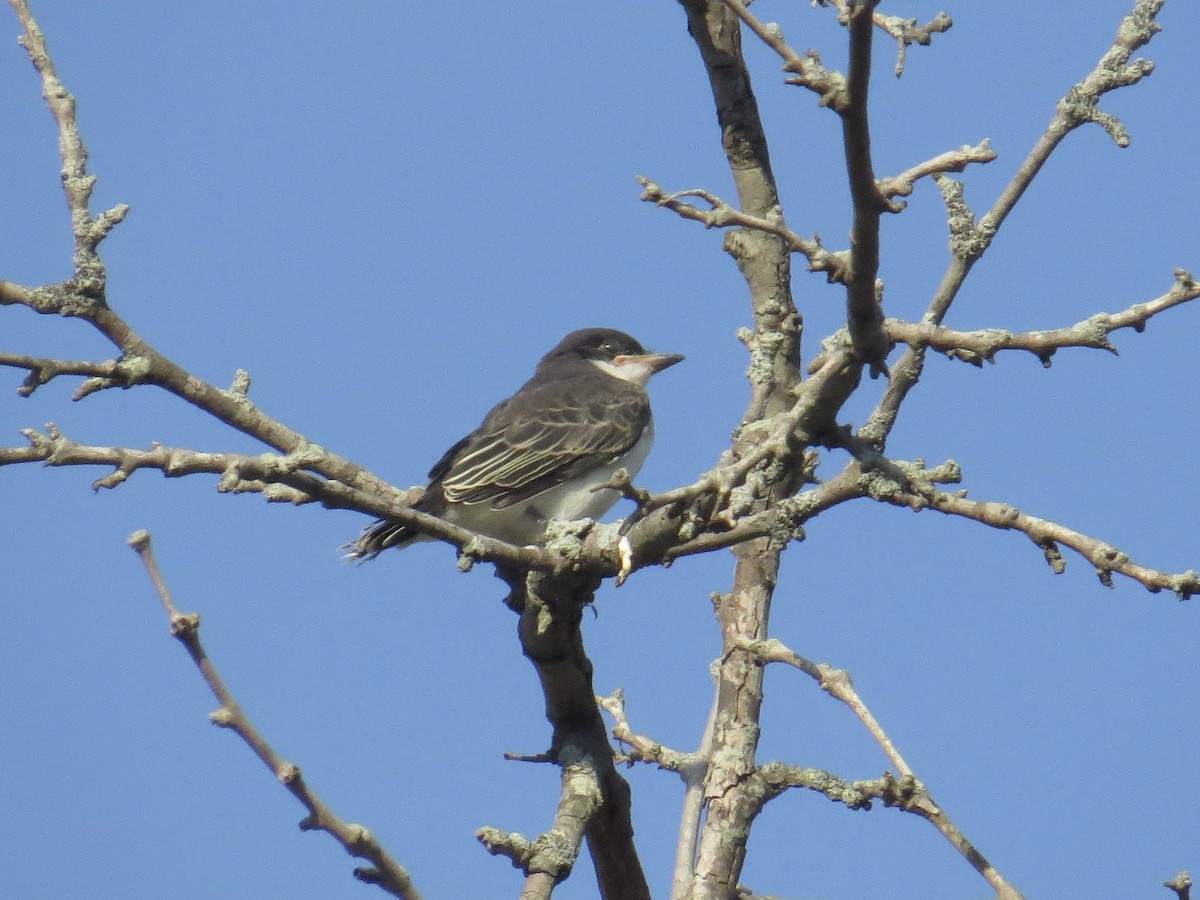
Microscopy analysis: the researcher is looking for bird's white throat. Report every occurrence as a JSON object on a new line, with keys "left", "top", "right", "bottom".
{"left": 590, "top": 356, "right": 658, "bottom": 387}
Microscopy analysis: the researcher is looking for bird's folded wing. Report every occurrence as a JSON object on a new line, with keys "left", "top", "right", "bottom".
{"left": 440, "top": 376, "right": 649, "bottom": 508}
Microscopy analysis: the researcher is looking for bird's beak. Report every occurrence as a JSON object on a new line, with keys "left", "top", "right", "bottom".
{"left": 619, "top": 351, "right": 685, "bottom": 375}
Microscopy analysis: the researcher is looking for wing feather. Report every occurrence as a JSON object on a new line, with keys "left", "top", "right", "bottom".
{"left": 439, "top": 372, "right": 648, "bottom": 508}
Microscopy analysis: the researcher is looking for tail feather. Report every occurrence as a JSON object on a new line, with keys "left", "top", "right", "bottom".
{"left": 342, "top": 485, "right": 433, "bottom": 561}
{"left": 343, "top": 519, "right": 417, "bottom": 561}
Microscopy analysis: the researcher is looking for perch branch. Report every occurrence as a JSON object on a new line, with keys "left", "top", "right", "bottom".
{"left": 0, "top": 425, "right": 551, "bottom": 571}
{"left": 486, "top": 569, "right": 649, "bottom": 897}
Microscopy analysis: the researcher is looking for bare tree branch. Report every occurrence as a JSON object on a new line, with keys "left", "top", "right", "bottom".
{"left": 6, "top": 0, "right": 1196, "bottom": 897}
{"left": 718, "top": 0, "right": 848, "bottom": 111}
{"left": 861, "top": 0, "right": 1168, "bottom": 448}
{"left": 736, "top": 636, "right": 1024, "bottom": 898}
{"left": 0, "top": 350, "right": 139, "bottom": 397}
{"left": 640, "top": 138, "right": 996, "bottom": 287}
{"left": 1165, "top": 871, "right": 1193, "bottom": 900}
{"left": 673, "top": 1, "right": 811, "bottom": 895}
{"left": 491, "top": 569, "right": 650, "bottom": 898}
{"left": 598, "top": 689, "right": 719, "bottom": 900}
{"left": 716, "top": 0, "right": 894, "bottom": 371}
{"left": 878, "top": 140, "right": 997, "bottom": 199}
{"left": 838, "top": 0, "right": 893, "bottom": 373}
{"left": 477, "top": 748, "right": 601, "bottom": 898}
{"left": 7, "top": 0, "right": 126, "bottom": 291}
{"left": 0, "top": 424, "right": 555, "bottom": 571}
{"left": 815, "top": 0, "right": 954, "bottom": 77}
{"left": 638, "top": 177, "right": 850, "bottom": 284}
{"left": 886, "top": 268, "right": 1200, "bottom": 367}
{"left": 127, "top": 531, "right": 422, "bottom": 900}
{"left": 888, "top": 484, "right": 1200, "bottom": 599}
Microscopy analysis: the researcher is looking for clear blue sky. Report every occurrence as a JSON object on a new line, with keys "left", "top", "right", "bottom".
{"left": 2, "top": 2, "right": 1198, "bottom": 898}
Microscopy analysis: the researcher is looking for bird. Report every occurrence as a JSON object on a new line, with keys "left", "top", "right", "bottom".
{"left": 347, "top": 327, "right": 683, "bottom": 559}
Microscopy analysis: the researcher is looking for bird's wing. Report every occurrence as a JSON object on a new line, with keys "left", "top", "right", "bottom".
{"left": 438, "top": 374, "right": 649, "bottom": 508}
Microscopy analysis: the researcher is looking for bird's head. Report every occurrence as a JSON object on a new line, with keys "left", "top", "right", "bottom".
{"left": 539, "top": 327, "right": 684, "bottom": 387}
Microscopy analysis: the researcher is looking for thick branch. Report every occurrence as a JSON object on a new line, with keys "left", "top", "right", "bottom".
{"left": 673, "top": 3, "right": 810, "bottom": 895}
{"left": 489, "top": 570, "right": 649, "bottom": 899}
{"left": 840, "top": 0, "right": 892, "bottom": 373}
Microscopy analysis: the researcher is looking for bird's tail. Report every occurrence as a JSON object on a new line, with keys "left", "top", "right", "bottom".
{"left": 342, "top": 519, "right": 418, "bottom": 561}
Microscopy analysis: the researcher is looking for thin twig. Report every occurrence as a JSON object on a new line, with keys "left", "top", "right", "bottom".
{"left": 738, "top": 635, "right": 1025, "bottom": 900}
{"left": 127, "top": 530, "right": 422, "bottom": 899}
{"left": 8, "top": 0, "right": 127, "bottom": 291}
{"left": 816, "top": 0, "right": 953, "bottom": 77}
{"left": 718, "top": 0, "right": 848, "bottom": 110}
{"left": 3, "top": 0, "right": 414, "bottom": 534}
{"left": 0, "top": 351, "right": 137, "bottom": 397}
{"left": 861, "top": 0, "right": 1168, "bottom": 448}
{"left": 891, "top": 488, "right": 1200, "bottom": 599}
{"left": 886, "top": 268, "right": 1200, "bottom": 367}
{"left": 638, "top": 177, "right": 849, "bottom": 283}
{"left": 878, "top": 140, "right": 996, "bottom": 199}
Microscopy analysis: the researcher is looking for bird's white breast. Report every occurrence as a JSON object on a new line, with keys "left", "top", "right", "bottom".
{"left": 531, "top": 419, "right": 655, "bottom": 523}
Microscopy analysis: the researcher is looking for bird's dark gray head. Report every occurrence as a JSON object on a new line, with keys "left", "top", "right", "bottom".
{"left": 538, "top": 327, "right": 684, "bottom": 386}
{"left": 541, "top": 328, "right": 646, "bottom": 362}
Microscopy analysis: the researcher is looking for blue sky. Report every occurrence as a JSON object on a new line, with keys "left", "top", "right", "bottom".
{"left": 2, "top": 2, "right": 1198, "bottom": 898}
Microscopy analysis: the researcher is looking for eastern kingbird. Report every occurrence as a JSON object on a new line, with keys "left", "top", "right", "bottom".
{"left": 348, "top": 327, "right": 683, "bottom": 559}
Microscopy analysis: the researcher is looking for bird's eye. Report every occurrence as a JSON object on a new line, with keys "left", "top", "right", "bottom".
{"left": 600, "top": 340, "right": 616, "bottom": 354}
